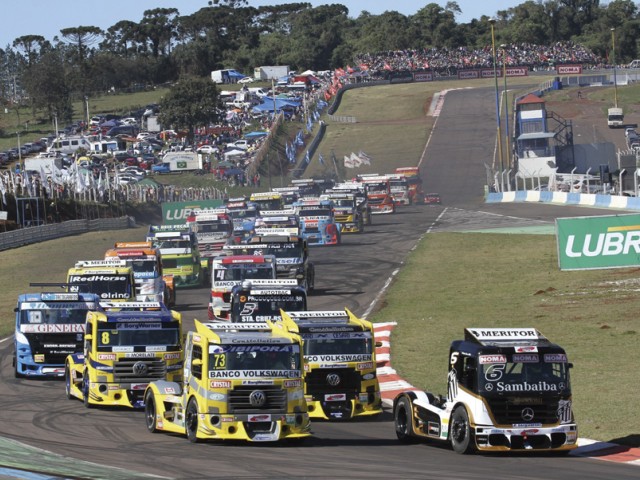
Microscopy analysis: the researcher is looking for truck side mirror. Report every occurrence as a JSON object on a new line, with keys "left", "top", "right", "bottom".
{"left": 567, "top": 362, "right": 574, "bottom": 369}
{"left": 192, "top": 359, "right": 202, "bottom": 367}
{"left": 84, "top": 334, "right": 92, "bottom": 341}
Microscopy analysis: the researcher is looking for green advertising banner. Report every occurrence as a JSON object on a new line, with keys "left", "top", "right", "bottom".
{"left": 161, "top": 200, "right": 223, "bottom": 225}
{"left": 556, "top": 213, "right": 640, "bottom": 270}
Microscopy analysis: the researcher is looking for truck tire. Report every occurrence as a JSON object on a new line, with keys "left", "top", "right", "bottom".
{"left": 450, "top": 406, "right": 475, "bottom": 454}
{"left": 185, "top": 398, "right": 200, "bottom": 443}
{"left": 144, "top": 391, "right": 158, "bottom": 433}
{"left": 394, "top": 396, "right": 418, "bottom": 443}
{"left": 82, "top": 374, "right": 93, "bottom": 409}
{"left": 64, "top": 365, "right": 73, "bottom": 400}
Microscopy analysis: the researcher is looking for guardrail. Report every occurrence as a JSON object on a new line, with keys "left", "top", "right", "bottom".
{"left": 0, "top": 217, "right": 134, "bottom": 251}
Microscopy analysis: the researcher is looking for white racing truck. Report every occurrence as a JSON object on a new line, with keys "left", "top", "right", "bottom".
{"left": 393, "top": 328, "right": 577, "bottom": 454}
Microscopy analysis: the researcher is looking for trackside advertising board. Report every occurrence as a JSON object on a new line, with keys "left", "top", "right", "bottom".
{"left": 162, "top": 200, "right": 223, "bottom": 225}
{"left": 556, "top": 214, "right": 640, "bottom": 270}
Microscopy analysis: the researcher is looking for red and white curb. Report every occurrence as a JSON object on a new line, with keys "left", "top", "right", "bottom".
{"left": 373, "top": 322, "right": 640, "bottom": 466}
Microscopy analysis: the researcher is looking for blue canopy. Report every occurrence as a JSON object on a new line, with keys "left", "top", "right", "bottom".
{"left": 245, "top": 131, "right": 268, "bottom": 138}
{"left": 251, "top": 98, "right": 300, "bottom": 113}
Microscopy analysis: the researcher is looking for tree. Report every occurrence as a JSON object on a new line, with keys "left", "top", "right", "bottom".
{"left": 140, "top": 8, "right": 179, "bottom": 58}
{"left": 12, "top": 35, "right": 47, "bottom": 65}
{"left": 158, "top": 76, "right": 220, "bottom": 143}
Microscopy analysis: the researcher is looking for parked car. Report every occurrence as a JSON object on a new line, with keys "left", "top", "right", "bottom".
{"left": 151, "top": 163, "right": 171, "bottom": 174}
{"left": 238, "top": 76, "right": 255, "bottom": 84}
{"left": 226, "top": 139, "right": 250, "bottom": 150}
{"left": 197, "top": 145, "right": 217, "bottom": 154}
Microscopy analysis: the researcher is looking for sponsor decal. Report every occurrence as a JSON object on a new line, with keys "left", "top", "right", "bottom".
{"left": 325, "top": 393, "right": 346, "bottom": 402}
{"left": 209, "top": 393, "right": 226, "bottom": 401}
{"left": 505, "top": 67, "right": 528, "bottom": 77}
{"left": 479, "top": 354, "right": 507, "bottom": 364}
{"left": 242, "top": 380, "right": 274, "bottom": 386}
{"left": 131, "top": 383, "right": 148, "bottom": 391}
{"left": 113, "top": 346, "right": 134, "bottom": 352}
{"left": 306, "top": 354, "right": 371, "bottom": 362}
{"left": 98, "top": 353, "right": 117, "bottom": 361}
{"left": 467, "top": 328, "right": 538, "bottom": 341}
{"left": 248, "top": 414, "right": 271, "bottom": 422}
{"left": 544, "top": 353, "right": 567, "bottom": 363}
{"left": 362, "top": 373, "right": 375, "bottom": 380}
{"left": 513, "top": 354, "right": 539, "bottom": 363}
{"left": 210, "top": 380, "right": 232, "bottom": 389}
{"left": 495, "top": 381, "right": 558, "bottom": 392}
{"left": 20, "top": 324, "right": 85, "bottom": 333}
{"left": 514, "top": 346, "right": 538, "bottom": 353}
{"left": 357, "top": 362, "right": 374, "bottom": 370}
{"left": 413, "top": 72, "right": 433, "bottom": 82}
{"left": 428, "top": 422, "right": 440, "bottom": 435}
{"left": 34, "top": 354, "right": 44, "bottom": 363}
{"left": 123, "top": 352, "right": 157, "bottom": 358}
{"left": 147, "top": 346, "right": 167, "bottom": 352}
{"left": 558, "top": 399, "right": 573, "bottom": 423}
{"left": 209, "top": 370, "right": 299, "bottom": 378}
{"left": 284, "top": 379, "right": 302, "bottom": 388}
{"left": 164, "top": 387, "right": 176, "bottom": 394}
{"left": 109, "top": 385, "right": 120, "bottom": 390}
{"left": 164, "top": 353, "right": 181, "bottom": 360}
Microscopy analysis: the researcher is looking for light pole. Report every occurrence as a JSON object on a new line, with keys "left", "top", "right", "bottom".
{"left": 489, "top": 19, "right": 504, "bottom": 187}
{"left": 611, "top": 28, "right": 618, "bottom": 108}
{"left": 502, "top": 44, "right": 511, "bottom": 170}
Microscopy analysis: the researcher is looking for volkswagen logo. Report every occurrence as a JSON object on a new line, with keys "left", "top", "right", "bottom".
{"left": 521, "top": 407, "right": 535, "bottom": 422}
{"left": 132, "top": 361, "right": 148, "bottom": 376}
{"left": 249, "top": 390, "right": 267, "bottom": 407}
{"left": 326, "top": 373, "right": 341, "bottom": 386}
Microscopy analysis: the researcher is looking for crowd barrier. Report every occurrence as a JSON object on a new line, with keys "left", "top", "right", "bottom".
{"left": 486, "top": 191, "right": 640, "bottom": 210}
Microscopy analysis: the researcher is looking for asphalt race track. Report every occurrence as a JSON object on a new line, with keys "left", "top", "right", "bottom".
{"left": 0, "top": 86, "right": 638, "bottom": 479}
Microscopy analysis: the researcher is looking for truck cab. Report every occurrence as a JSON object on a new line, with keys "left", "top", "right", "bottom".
{"left": 67, "top": 259, "right": 136, "bottom": 302}
{"left": 230, "top": 279, "right": 307, "bottom": 323}
{"left": 186, "top": 208, "right": 234, "bottom": 280}
{"left": 385, "top": 174, "right": 411, "bottom": 206}
{"left": 146, "top": 224, "right": 203, "bottom": 288}
{"left": 393, "top": 328, "right": 577, "bottom": 454}
{"left": 65, "top": 301, "right": 183, "bottom": 408}
{"left": 143, "top": 320, "right": 311, "bottom": 442}
{"left": 607, "top": 107, "right": 624, "bottom": 128}
{"left": 357, "top": 174, "right": 395, "bottom": 214}
{"left": 293, "top": 198, "right": 341, "bottom": 245}
{"left": 280, "top": 309, "right": 382, "bottom": 420}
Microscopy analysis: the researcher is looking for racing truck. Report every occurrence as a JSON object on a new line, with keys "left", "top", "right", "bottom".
{"left": 393, "top": 328, "right": 577, "bottom": 454}
{"left": 253, "top": 209, "right": 300, "bottom": 236}
{"left": 328, "top": 182, "right": 372, "bottom": 226}
{"left": 224, "top": 198, "right": 259, "bottom": 239}
{"left": 13, "top": 291, "right": 98, "bottom": 378}
{"left": 67, "top": 260, "right": 136, "bottom": 302}
{"left": 146, "top": 224, "right": 203, "bottom": 288}
{"left": 385, "top": 174, "right": 411, "bottom": 206}
{"left": 249, "top": 191, "right": 284, "bottom": 211}
{"left": 242, "top": 230, "right": 315, "bottom": 291}
{"left": 143, "top": 320, "right": 311, "bottom": 443}
{"left": 105, "top": 242, "right": 175, "bottom": 307}
{"left": 293, "top": 197, "right": 341, "bottom": 245}
{"left": 357, "top": 174, "right": 395, "bottom": 214}
{"left": 65, "top": 301, "right": 183, "bottom": 408}
{"left": 280, "top": 310, "right": 382, "bottom": 420}
{"left": 230, "top": 279, "right": 307, "bottom": 322}
{"left": 395, "top": 167, "right": 426, "bottom": 204}
{"left": 208, "top": 251, "right": 277, "bottom": 320}
{"left": 186, "top": 208, "right": 234, "bottom": 280}
{"left": 321, "top": 191, "right": 363, "bottom": 233}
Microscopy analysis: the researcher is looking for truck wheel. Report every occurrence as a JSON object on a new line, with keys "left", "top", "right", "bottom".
{"left": 394, "top": 397, "right": 418, "bottom": 443}
{"left": 64, "top": 365, "right": 73, "bottom": 400}
{"left": 144, "top": 391, "right": 158, "bottom": 433}
{"left": 450, "top": 406, "right": 475, "bottom": 454}
{"left": 82, "top": 375, "right": 93, "bottom": 409}
{"left": 185, "top": 398, "right": 200, "bottom": 443}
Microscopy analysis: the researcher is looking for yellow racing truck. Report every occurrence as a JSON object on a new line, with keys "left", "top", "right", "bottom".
{"left": 280, "top": 309, "right": 382, "bottom": 420}
{"left": 143, "top": 320, "right": 311, "bottom": 443}
{"left": 65, "top": 301, "right": 183, "bottom": 408}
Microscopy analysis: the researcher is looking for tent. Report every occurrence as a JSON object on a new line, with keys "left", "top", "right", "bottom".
{"left": 244, "top": 131, "right": 268, "bottom": 139}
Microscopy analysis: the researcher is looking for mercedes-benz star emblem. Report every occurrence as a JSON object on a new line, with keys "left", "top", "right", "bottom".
{"left": 249, "top": 390, "right": 267, "bottom": 407}
{"left": 521, "top": 407, "right": 535, "bottom": 422}
{"left": 326, "top": 373, "right": 341, "bottom": 386}
{"left": 132, "top": 361, "right": 148, "bottom": 376}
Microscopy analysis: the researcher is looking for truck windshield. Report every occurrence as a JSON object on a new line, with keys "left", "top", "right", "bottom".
{"left": 366, "top": 183, "right": 388, "bottom": 194}
{"left": 215, "top": 264, "right": 274, "bottom": 281}
{"left": 197, "top": 222, "right": 232, "bottom": 234}
{"left": 68, "top": 275, "right": 132, "bottom": 300}
{"left": 233, "top": 293, "right": 306, "bottom": 322}
{"left": 19, "top": 306, "right": 89, "bottom": 326}
{"left": 97, "top": 322, "right": 180, "bottom": 349}
{"left": 130, "top": 259, "right": 158, "bottom": 278}
{"left": 478, "top": 355, "right": 571, "bottom": 394}
{"left": 299, "top": 208, "right": 331, "bottom": 217}
{"left": 209, "top": 344, "right": 300, "bottom": 373}
{"left": 259, "top": 243, "right": 302, "bottom": 259}
{"left": 303, "top": 336, "right": 372, "bottom": 356}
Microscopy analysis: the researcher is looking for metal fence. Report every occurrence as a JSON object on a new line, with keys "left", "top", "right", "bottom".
{"left": 0, "top": 216, "right": 134, "bottom": 251}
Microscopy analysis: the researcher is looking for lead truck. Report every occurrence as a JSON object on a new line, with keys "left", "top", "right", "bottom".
{"left": 143, "top": 320, "right": 311, "bottom": 443}
{"left": 393, "top": 328, "right": 577, "bottom": 454}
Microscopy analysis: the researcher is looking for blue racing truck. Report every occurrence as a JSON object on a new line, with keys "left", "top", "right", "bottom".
{"left": 13, "top": 291, "right": 98, "bottom": 378}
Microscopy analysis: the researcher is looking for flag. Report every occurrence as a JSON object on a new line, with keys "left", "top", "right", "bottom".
{"left": 319, "top": 153, "right": 324, "bottom": 165}
{"left": 358, "top": 150, "right": 372, "bottom": 165}
{"left": 344, "top": 155, "right": 355, "bottom": 168}
{"left": 304, "top": 151, "right": 310, "bottom": 164}
{"left": 350, "top": 152, "right": 362, "bottom": 168}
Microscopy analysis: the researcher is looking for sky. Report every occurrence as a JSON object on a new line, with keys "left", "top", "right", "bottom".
{"left": 1, "top": 1, "right": 524, "bottom": 49}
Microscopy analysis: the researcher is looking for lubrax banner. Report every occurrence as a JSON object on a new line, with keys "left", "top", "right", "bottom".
{"left": 556, "top": 213, "right": 640, "bottom": 270}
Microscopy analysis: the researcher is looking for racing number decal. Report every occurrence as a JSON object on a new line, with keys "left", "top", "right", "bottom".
{"left": 101, "top": 332, "right": 110, "bottom": 345}
{"left": 240, "top": 303, "right": 257, "bottom": 315}
{"left": 215, "top": 269, "right": 226, "bottom": 281}
{"left": 484, "top": 364, "right": 505, "bottom": 382}
{"left": 253, "top": 249, "right": 263, "bottom": 256}
{"left": 212, "top": 353, "right": 226, "bottom": 369}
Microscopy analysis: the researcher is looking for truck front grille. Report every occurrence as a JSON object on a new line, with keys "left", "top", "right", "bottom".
{"left": 228, "top": 385, "right": 287, "bottom": 413}
{"left": 305, "top": 368, "right": 360, "bottom": 398}
{"left": 486, "top": 397, "right": 563, "bottom": 425}
{"left": 113, "top": 358, "right": 167, "bottom": 382}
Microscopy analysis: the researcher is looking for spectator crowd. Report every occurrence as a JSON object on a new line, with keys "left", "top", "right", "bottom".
{"left": 354, "top": 41, "right": 606, "bottom": 76}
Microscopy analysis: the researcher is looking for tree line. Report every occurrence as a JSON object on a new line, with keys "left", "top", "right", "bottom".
{"left": 1, "top": 0, "right": 638, "bottom": 125}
